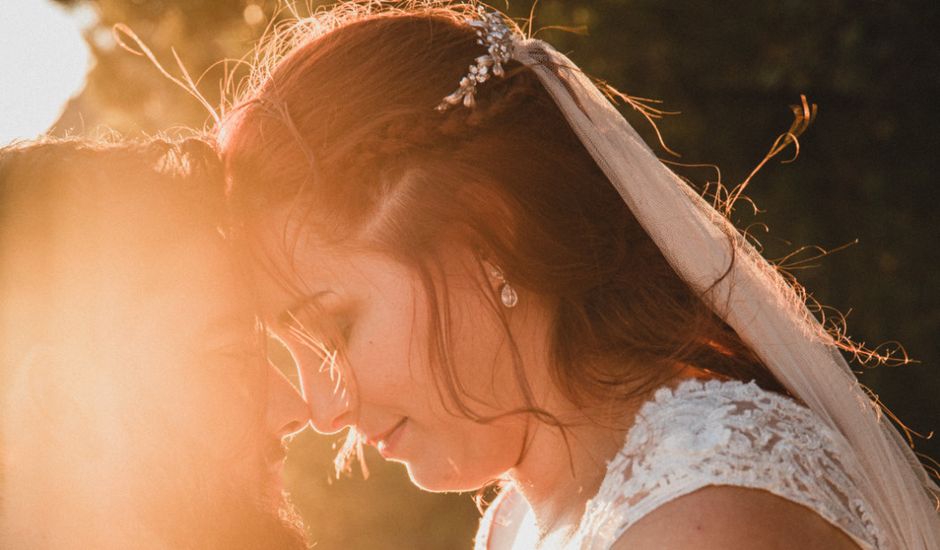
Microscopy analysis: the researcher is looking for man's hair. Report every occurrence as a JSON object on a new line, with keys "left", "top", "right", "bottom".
{"left": 0, "top": 136, "right": 225, "bottom": 374}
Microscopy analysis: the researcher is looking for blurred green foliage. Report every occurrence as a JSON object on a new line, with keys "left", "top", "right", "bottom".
{"left": 51, "top": 0, "right": 940, "bottom": 548}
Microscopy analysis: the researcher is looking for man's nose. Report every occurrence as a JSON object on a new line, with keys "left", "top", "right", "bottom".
{"left": 266, "top": 362, "right": 311, "bottom": 439}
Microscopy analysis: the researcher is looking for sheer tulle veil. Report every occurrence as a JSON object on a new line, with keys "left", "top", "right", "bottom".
{"left": 504, "top": 28, "right": 940, "bottom": 550}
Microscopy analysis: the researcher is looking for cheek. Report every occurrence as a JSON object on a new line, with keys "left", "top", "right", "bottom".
{"left": 347, "top": 283, "right": 432, "bottom": 405}
{"left": 351, "top": 282, "right": 518, "bottom": 418}
{"left": 446, "top": 288, "right": 523, "bottom": 411}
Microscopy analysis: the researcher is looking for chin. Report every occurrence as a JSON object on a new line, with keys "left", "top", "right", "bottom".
{"left": 403, "top": 458, "right": 501, "bottom": 493}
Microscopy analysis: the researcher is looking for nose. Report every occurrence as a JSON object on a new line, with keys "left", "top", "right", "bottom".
{"left": 265, "top": 362, "right": 311, "bottom": 439}
{"left": 295, "top": 350, "right": 358, "bottom": 435}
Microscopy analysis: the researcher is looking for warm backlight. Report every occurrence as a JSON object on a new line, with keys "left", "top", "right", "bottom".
{"left": 0, "top": 0, "right": 91, "bottom": 144}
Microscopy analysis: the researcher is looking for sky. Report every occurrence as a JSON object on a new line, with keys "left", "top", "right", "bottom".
{"left": 0, "top": 0, "right": 92, "bottom": 145}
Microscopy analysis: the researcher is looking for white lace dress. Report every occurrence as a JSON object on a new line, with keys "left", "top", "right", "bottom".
{"left": 474, "top": 379, "right": 885, "bottom": 550}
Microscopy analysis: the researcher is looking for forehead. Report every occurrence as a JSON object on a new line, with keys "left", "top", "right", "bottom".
{"left": 248, "top": 215, "right": 412, "bottom": 313}
{"left": 162, "top": 232, "right": 251, "bottom": 313}
{"left": 249, "top": 203, "right": 487, "bottom": 306}
{"left": 109, "top": 232, "right": 254, "bottom": 352}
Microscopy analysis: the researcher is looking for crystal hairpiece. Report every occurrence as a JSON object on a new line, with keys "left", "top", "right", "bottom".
{"left": 435, "top": 8, "right": 515, "bottom": 111}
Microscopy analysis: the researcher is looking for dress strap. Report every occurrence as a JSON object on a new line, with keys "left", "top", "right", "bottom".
{"left": 474, "top": 484, "right": 518, "bottom": 550}
{"left": 575, "top": 379, "right": 885, "bottom": 549}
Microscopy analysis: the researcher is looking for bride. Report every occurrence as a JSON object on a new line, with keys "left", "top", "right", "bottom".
{"left": 218, "top": 2, "right": 940, "bottom": 548}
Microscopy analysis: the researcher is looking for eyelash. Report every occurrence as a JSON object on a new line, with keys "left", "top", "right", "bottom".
{"left": 281, "top": 303, "right": 354, "bottom": 345}
{"left": 337, "top": 316, "right": 354, "bottom": 342}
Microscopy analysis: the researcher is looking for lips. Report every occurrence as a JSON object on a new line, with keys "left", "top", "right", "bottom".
{"left": 366, "top": 417, "right": 407, "bottom": 450}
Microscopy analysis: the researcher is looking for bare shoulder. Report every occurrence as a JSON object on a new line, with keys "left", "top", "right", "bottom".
{"left": 609, "top": 485, "right": 862, "bottom": 550}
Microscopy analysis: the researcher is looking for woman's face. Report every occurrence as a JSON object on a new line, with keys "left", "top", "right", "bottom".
{"left": 255, "top": 217, "right": 553, "bottom": 492}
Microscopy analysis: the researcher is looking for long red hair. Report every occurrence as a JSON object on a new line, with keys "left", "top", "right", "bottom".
{"left": 221, "top": 2, "right": 786, "bottom": 422}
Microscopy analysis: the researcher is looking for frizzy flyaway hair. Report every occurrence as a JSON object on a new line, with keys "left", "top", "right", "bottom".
{"left": 221, "top": 3, "right": 781, "bottom": 412}
{"left": 217, "top": 1, "right": 915, "bottom": 476}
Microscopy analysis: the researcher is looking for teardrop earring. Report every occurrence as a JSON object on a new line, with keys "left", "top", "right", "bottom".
{"left": 488, "top": 263, "right": 518, "bottom": 308}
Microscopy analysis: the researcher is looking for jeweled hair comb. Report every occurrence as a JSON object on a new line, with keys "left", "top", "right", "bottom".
{"left": 435, "top": 7, "right": 515, "bottom": 111}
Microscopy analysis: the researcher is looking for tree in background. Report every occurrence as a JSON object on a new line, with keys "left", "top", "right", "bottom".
{"left": 50, "top": 1, "right": 940, "bottom": 548}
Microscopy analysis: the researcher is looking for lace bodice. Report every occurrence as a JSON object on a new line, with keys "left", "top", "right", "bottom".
{"left": 475, "top": 379, "right": 885, "bottom": 550}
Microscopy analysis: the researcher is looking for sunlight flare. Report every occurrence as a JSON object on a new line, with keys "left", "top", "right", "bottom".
{"left": 0, "top": 0, "right": 92, "bottom": 144}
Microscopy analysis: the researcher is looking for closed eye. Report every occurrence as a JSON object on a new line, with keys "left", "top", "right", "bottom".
{"left": 277, "top": 291, "right": 356, "bottom": 346}
{"left": 336, "top": 315, "right": 354, "bottom": 342}
{"left": 275, "top": 291, "right": 332, "bottom": 329}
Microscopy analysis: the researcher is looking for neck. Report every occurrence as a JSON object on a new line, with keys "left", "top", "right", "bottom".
{"left": 507, "top": 397, "right": 634, "bottom": 539}
{"left": 507, "top": 364, "right": 712, "bottom": 539}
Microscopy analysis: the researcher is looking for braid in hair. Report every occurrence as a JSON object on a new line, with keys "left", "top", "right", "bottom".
{"left": 337, "top": 63, "right": 551, "bottom": 180}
